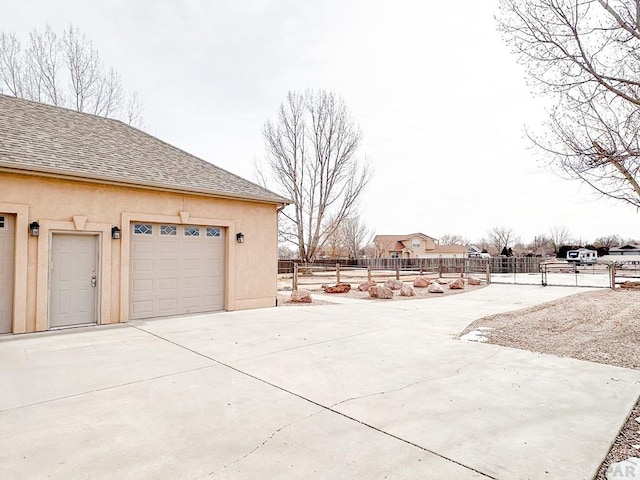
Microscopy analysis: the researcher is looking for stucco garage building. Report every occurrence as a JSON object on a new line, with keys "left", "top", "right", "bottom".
{"left": 0, "top": 94, "right": 288, "bottom": 334}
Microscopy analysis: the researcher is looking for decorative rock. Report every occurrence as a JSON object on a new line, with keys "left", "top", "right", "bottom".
{"left": 384, "top": 279, "right": 403, "bottom": 290}
{"left": 324, "top": 282, "right": 351, "bottom": 294}
{"left": 358, "top": 280, "right": 377, "bottom": 292}
{"left": 621, "top": 281, "right": 640, "bottom": 290}
{"left": 449, "top": 278, "right": 465, "bottom": 289}
{"left": 428, "top": 281, "right": 444, "bottom": 293}
{"left": 435, "top": 278, "right": 448, "bottom": 284}
{"left": 370, "top": 285, "right": 394, "bottom": 299}
{"left": 400, "top": 284, "right": 416, "bottom": 297}
{"left": 468, "top": 276, "right": 482, "bottom": 286}
{"left": 290, "top": 289, "right": 312, "bottom": 303}
{"left": 413, "top": 276, "right": 431, "bottom": 288}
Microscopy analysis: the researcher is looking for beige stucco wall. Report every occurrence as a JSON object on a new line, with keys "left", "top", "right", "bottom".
{"left": 409, "top": 236, "right": 436, "bottom": 251}
{"left": 1, "top": 171, "right": 280, "bottom": 333}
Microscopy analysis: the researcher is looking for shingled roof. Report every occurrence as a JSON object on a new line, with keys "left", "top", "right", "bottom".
{"left": 0, "top": 94, "right": 288, "bottom": 204}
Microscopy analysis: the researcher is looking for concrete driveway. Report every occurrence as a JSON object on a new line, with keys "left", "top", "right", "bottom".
{"left": 1, "top": 285, "right": 639, "bottom": 479}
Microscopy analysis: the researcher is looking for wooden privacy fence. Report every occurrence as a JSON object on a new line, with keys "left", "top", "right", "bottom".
{"left": 287, "top": 262, "right": 491, "bottom": 291}
{"left": 279, "top": 257, "right": 544, "bottom": 275}
{"left": 281, "top": 257, "right": 640, "bottom": 289}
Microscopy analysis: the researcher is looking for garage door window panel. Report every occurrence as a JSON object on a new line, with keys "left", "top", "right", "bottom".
{"left": 160, "top": 225, "right": 176, "bottom": 236}
{"left": 184, "top": 226, "right": 200, "bottom": 237}
{"left": 134, "top": 224, "right": 153, "bottom": 235}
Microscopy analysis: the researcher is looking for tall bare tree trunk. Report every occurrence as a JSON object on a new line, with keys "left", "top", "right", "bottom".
{"left": 261, "top": 90, "right": 371, "bottom": 263}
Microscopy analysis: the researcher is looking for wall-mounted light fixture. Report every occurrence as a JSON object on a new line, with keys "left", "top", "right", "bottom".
{"left": 111, "top": 226, "right": 121, "bottom": 240}
{"left": 236, "top": 232, "right": 245, "bottom": 244}
{"left": 29, "top": 221, "right": 40, "bottom": 237}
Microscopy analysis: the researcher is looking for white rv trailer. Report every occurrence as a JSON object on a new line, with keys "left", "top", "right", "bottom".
{"left": 566, "top": 249, "right": 598, "bottom": 265}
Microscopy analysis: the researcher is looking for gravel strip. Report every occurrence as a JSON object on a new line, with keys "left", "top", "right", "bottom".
{"left": 279, "top": 278, "right": 486, "bottom": 304}
{"left": 461, "top": 289, "right": 640, "bottom": 479}
{"left": 276, "top": 295, "right": 337, "bottom": 306}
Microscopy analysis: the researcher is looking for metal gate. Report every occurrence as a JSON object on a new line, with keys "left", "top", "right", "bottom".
{"left": 490, "top": 259, "right": 612, "bottom": 288}
{"left": 539, "top": 262, "right": 612, "bottom": 288}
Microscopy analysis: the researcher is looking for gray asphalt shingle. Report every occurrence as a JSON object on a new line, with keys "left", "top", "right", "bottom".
{"left": 0, "top": 94, "right": 288, "bottom": 204}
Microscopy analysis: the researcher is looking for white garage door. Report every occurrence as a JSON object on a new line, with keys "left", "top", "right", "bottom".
{"left": 0, "top": 214, "right": 14, "bottom": 333}
{"left": 130, "top": 223, "right": 225, "bottom": 320}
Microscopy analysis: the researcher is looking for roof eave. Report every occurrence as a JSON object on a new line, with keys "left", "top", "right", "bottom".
{"left": 0, "top": 164, "right": 292, "bottom": 206}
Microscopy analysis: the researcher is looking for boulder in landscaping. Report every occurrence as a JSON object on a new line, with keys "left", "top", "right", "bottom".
{"left": 290, "top": 289, "right": 312, "bottom": 303}
{"left": 323, "top": 283, "right": 351, "bottom": 294}
{"left": 449, "top": 278, "right": 465, "bottom": 289}
{"left": 384, "top": 279, "right": 403, "bottom": 290}
{"left": 358, "top": 280, "right": 377, "bottom": 291}
{"left": 413, "top": 276, "right": 431, "bottom": 288}
{"left": 400, "top": 284, "right": 416, "bottom": 297}
{"left": 468, "top": 276, "right": 482, "bottom": 286}
{"left": 620, "top": 281, "right": 640, "bottom": 290}
{"left": 428, "top": 281, "right": 444, "bottom": 293}
{"left": 370, "top": 285, "right": 394, "bottom": 299}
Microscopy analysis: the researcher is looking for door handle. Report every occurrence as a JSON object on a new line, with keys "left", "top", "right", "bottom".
{"left": 91, "top": 275, "right": 97, "bottom": 287}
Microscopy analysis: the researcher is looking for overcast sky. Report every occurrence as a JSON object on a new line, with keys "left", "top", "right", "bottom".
{"left": 3, "top": 1, "right": 639, "bottom": 244}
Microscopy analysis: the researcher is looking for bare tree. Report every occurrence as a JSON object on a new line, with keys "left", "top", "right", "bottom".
{"left": 0, "top": 32, "right": 24, "bottom": 97}
{"left": 593, "top": 235, "right": 622, "bottom": 249}
{"left": 488, "top": 226, "right": 518, "bottom": 255}
{"left": 261, "top": 90, "right": 372, "bottom": 262}
{"left": 622, "top": 237, "right": 640, "bottom": 245}
{"left": 26, "top": 25, "right": 63, "bottom": 106}
{"left": 368, "top": 238, "right": 392, "bottom": 258}
{"left": 278, "top": 244, "right": 296, "bottom": 259}
{"left": 549, "top": 225, "right": 572, "bottom": 254}
{"left": 438, "top": 233, "right": 469, "bottom": 245}
{"left": 0, "top": 24, "right": 142, "bottom": 126}
{"left": 498, "top": 0, "right": 640, "bottom": 207}
{"left": 529, "top": 234, "right": 553, "bottom": 256}
{"left": 339, "top": 216, "right": 371, "bottom": 259}
{"left": 321, "top": 216, "right": 346, "bottom": 259}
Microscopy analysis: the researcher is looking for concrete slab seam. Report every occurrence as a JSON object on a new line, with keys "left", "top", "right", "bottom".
{"left": 128, "top": 324, "right": 498, "bottom": 479}
{"left": 329, "top": 347, "right": 503, "bottom": 409}
{"left": 0, "top": 364, "right": 217, "bottom": 414}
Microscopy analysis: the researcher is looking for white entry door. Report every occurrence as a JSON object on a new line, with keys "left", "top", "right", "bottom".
{"left": 0, "top": 214, "right": 14, "bottom": 333}
{"left": 50, "top": 234, "right": 99, "bottom": 328}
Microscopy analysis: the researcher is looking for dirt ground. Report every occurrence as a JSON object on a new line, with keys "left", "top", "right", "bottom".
{"left": 461, "top": 289, "right": 640, "bottom": 479}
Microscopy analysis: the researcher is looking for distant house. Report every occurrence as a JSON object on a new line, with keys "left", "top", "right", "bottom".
{"left": 374, "top": 233, "right": 467, "bottom": 259}
{"left": 608, "top": 244, "right": 640, "bottom": 255}
{"left": 600, "top": 244, "right": 640, "bottom": 265}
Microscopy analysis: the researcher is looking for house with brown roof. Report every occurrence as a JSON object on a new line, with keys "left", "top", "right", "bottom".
{"left": 0, "top": 94, "right": 288, "bottom": 334}
{"left": 608, "top": 244, "right": 640, "bottom": 256}
{"left": 373, "top": 233, "right": 468, "bottom": 259}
